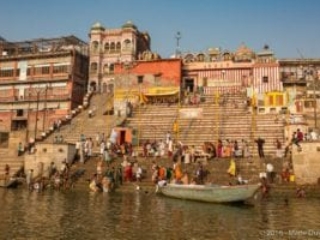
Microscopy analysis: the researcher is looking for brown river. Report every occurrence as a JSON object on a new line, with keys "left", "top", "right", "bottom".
{"left": 1, "top": 187, "right": 320, "bottom": 240}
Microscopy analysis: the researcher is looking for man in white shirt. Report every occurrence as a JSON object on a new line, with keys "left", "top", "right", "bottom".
{"left": 266, "top": 163, "right": 275, "bottom": 184}
{"left": 310, "top": 129, "right": 318, "bottom": 141}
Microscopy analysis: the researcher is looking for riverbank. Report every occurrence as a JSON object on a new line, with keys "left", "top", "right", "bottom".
{"left": 67, "top": 154, "right": 320, "bottom": 199}
{"left": 10, "top": 154, "right": 320, "bottom": 200}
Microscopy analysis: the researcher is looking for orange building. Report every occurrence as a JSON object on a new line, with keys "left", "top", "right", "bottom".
{"left": 113, "top": 58, "right": 182, "bottom": 116}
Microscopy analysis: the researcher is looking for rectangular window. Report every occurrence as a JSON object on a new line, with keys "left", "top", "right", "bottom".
{"left": 262, "top": 76, "right": 268, "bottom": 83}
{"left": 0, "top": 69, "right": 14, "bottom": 77}
{"left": 17, "top": 109, "right": 24, "bottom": 117}
{"left": 0, "top": 132, "right": 9, "bottom": 148}
{"left": 34, "top": 66, "right": 50, "bottom": 75}
{"left": 275, "top": 95, "right": 284, "bottom": 105}
{"left": 268, "top": 96, "right": 274, "bottom": 105}
{"left": 304, "top": 100, "right": 316, "bottom": 108}
{"left": 42, "top": 66, "right": 50, "bottom": 74}
{"left": 0, "top": 90, "right": 10, "bottom": 97}
{"left": 34, "top": 67, "right": 42, "bottom": 75}
{"left": 53, "top": 87, "right": 69, "bottom": 96}
{"left": 53, "top": 65, "right": 68, "bottom": 74}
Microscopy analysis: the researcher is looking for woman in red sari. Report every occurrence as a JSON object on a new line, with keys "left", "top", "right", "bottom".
{"left": 124, "top": 163, "right": 133, "bottom": 182}
{"left": 217, "top": 139, "right": 223, "bottom": 158}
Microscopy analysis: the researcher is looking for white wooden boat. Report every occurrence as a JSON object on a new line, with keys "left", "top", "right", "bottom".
{"left": 0, "top": 178, "right": 19, "bottom": 188}
{"left": 157, "top": 183, "right": 261, "bottom": 203}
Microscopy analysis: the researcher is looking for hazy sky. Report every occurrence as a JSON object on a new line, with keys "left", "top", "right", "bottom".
{"left": 1, "top": 0, "right": 320, "bottom": 58}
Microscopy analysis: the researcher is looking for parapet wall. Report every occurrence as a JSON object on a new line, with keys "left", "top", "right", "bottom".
{"left": 24, "top": 143, "right": 76, "bottom": 177}
{"left": 292, "top": 141, "right": 320, "bottom": 185}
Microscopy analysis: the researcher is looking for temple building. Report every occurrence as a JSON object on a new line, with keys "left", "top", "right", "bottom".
{"left": 181, "top": 44, "right": 281, "bottom": 95}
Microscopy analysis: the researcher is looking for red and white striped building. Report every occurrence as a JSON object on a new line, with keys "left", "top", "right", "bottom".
{"left": 253, "top": 63, "right": 282, "bottom": 93}
{"left": 182, "top": 44, "right": 283, "bottom": 95}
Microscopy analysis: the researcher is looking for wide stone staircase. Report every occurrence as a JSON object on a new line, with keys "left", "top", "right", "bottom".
{"left": 0, "top": 89, "right": 294, "bottom": 192}
{"left": 126, "top": 92, "right": 285, "bottom": 157}
{"left": 44, "top": 92, "right": 119, "bottom": 153}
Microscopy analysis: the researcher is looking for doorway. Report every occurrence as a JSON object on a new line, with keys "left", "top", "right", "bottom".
{"left": 11, "top": 120, "right": 27, "bottom": 131}
{"left": 89, "top": 81, "right": 97, "bottom": 92}
{"left": 0, "top": 132, "right": 9, "bottom": 148}
{"left": 119, "top": 130, "right": 126, "bottom": 145}
{"left": 184, "top": 78, "right": 195, "bottom": 93}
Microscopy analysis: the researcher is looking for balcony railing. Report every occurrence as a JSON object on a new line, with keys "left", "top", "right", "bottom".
{"left": 281, "top": 78, "right": 307, "bottom": 84}
{"left": 0, "top": 94, "right": 70, "bottom": 103}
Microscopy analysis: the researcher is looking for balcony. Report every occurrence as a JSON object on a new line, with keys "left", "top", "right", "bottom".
{"left": 281, "top": 77, "right": 307, "bottom": 85}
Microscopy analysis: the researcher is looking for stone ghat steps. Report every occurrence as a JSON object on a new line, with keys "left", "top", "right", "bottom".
{"left": 44, "top": 93, "right": 114, "bottom": 144}
{"left": 47, "top": 117, "right": 115, "bottom": 142}
{"left": 126, "top": 92, "right": 285, "bottom": 157}
{"left": 70, "top": 154, "right": 287, "bottom": 190}
{"left": 132, "top": 118, "right": 283, "bottom": 127}
{"left": 138, "top": 131, "right": 284, "bottom": 142}
{"left": 131, "top": 106, "right": 249, "bottom": 117}
{"left": 0, "top": 151, "right": 18, "bottom": 159}
{"left": 129, "top": 107, "right": 283, "bottom": 121}
{"left": 127, "top": 115, "right": 284, "bottom": 156}
{"left": 0, "top": 159, "right": 24, "bottom": 178}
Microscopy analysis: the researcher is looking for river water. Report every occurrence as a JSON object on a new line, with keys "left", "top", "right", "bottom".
{"left": 1, "top": 187, "right": 320, "bottom": 240}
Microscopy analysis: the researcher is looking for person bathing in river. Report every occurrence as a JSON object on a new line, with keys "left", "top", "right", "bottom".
{"left": 173, "top": 162, "right": 183, "bottom": 182}
{"left": 195, "top": 162, "right": 206, "bottom": 184}
{"left": 227, "top": 159, "right": 236, "bottom": 178}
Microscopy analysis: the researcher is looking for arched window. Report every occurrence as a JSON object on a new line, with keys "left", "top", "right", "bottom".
{"left": 104, "top": 43, "right": 110, "bottom": 52}
{"left": 103, "top": 64, "right": 109, "bottom": 73}
{"left": 109, "top": 64, "right": 115, "bottom": 73}
{"left": 123, "top": 39, "right": 131, "bottom": 49}
{"left": 184, "top": 54, "right": 194, "bottom": 63}
{"left": 116, "top": 42, "right": 121, "bottom": 52}
{"left": 90, "top": 62, "right": 98, "bottom": 73}
{"left": 223, "top": 52, "right": 231, "bottom": 61}
{"left": 91, "top": 41, "right": 99, "bottom": 53}
{"left": 197, "top": 54, "right": 205, "bottom": 62}
{"left": 110, "top": 42, "right": 116, "bottom": 52}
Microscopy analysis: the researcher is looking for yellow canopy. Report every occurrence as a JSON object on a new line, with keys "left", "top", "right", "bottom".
{"left": 144, "top": 86, "right": 179, "bottom": 96}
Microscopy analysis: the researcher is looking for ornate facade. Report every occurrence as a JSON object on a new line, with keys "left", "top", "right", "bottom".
{"left": 88, "top": 21, "right": 160, "bottom": 93}
{"left": 181, "top": 44, "right": 281, "bottom": 95}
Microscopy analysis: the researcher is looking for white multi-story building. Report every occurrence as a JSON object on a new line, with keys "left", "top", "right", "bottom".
{"left": 88, "top": 21, "right": 152, "bottom": 93}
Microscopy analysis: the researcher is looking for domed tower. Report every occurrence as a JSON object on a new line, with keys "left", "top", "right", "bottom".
{"left": 256, "top": 44, "right": 276, "bottom": 63}
{"left": 208, "top": 47, "right": 221, "bottom": 61}
{"left": 88, "top": 20, "right": 151, "bottom": 93}
{"left": 234, "top": 43, "right": 255, "bottom": 62}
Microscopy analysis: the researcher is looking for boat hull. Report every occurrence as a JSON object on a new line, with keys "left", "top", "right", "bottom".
{"left": 0, "top": 178, "right": 19, "bottom": 188}
{"left": 158, "top": 183, "right": 260, "bottom": 203}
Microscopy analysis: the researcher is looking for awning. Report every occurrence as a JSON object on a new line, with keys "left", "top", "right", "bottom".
{"left": 144, "top": 87, "right": 179, "bottom": 97}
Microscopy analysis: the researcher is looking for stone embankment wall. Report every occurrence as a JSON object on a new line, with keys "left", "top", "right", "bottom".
{"left": 292, "top": 141, "right": 320, "bottom": 185}
{"left": 24, "top": 143, "right": 76, "bottom": 177}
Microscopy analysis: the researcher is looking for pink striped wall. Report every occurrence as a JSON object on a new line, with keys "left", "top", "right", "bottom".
{"left": 253, "top": 65, "right": 283, "bottom": 93}
{"left": 196, "top": 64, "right": 282, "bottom": 95}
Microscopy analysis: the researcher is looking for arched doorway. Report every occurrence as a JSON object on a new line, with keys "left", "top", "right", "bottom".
{"left": 102, "top": 83, "right": 107, "bottom": 93}
{"left": 108, "top": 83, "right": 114, "bottom": 94}
{"left": 184, "top": 78, "right": 195, "bottom": 93}
{"left": 89, "top": 81, "right": 97, "bottom": 92}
